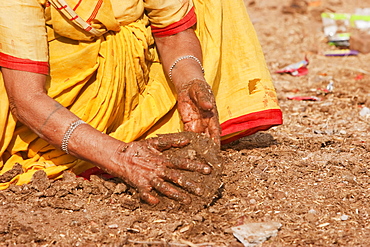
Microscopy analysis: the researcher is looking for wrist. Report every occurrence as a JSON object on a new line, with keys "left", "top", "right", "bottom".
{"left": 177, "top": 78, "right": 207, "bottom": 95}
{"left": 168, "top": 55, "right": 204, "bottom": 82}
{"left": 168, "top": 57, "right": 205, "bottom": 90}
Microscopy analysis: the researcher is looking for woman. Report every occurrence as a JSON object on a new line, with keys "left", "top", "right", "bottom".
{"left": 0, "top": 0, "right": 282, "bottom": 204}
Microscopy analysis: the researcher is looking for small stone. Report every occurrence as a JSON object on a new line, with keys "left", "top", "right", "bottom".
{"left": 108, "top": 224, "right": 119, "bottom": 229}
{"left": 192, "top": 214, "right": 204, "bottom": 222}
{"left": 340, "top": 214, "right": 349, "bottom": 221}
{"left": 360, "top": 107, "right": 370, "bottom": 117}
{"left": 70, "top": 220, "right": 81, "bottom": 226}
{"left": 231, "top": 222, "right": 282, "bottom": 246}
{"left": 339, "top": 130, "right": 347, "bottom": 135}
{"left": 342, "top": 172, "right": 357, "bottom": 183}
{"left": 308, "top": 209, "right": 317, "bottom": 214}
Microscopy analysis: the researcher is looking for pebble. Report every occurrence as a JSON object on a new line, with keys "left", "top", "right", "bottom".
{"left": 192, "top": 214, "right": 204, "bottom": 222}
{"left": 341, "top": 214, "right": 349, "bottom": 221}
{"left": 108, "top": 224, "right": 119, "bottom": 229}
{"left": 360, "top": 107, "right": 370, "bottom": 117}
{"left": 342, "top": 173, "right": 357, "bottom": 183}
{"left": 231, "top": 222, "right": 282, "bottom": 247}
{"left": 339, "top": 130, "right": 347, "bottom": 135}
{"left": 308, "top": 209, "right": 317, "bottom": 214}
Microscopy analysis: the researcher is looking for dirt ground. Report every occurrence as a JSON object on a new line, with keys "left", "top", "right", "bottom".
{"left": 1, "top": 0, "right": 370, "bottom": 246}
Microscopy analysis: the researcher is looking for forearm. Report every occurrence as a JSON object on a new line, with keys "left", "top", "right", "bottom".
{"left": 1, "top": 68, "right": 121, "bottom": 170}
{"left": 154, "top": 28, "right": 205, "bottom": 91}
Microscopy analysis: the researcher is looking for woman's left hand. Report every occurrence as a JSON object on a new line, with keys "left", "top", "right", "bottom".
{"left": 177, "top": 78, "right": 221, "bottom": 145}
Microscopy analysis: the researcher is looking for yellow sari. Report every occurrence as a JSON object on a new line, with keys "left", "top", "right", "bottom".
{"left": 0, "top": 0, "right": 282, "bottom": 189}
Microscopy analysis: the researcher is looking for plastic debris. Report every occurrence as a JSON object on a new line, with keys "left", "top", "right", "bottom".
{"left": 326, "top": 80, "right": 334, "bottom": 92}
{"left": 324, "top": 49, "right": 359, "bottom": 56}
{"left": 353, "top": 8, "right": 370, "bottom": 30}
{"left": 354, "top": 74, "right": 364, "bottom": 80}
{"left": 231, "top": 222, "right": 282, "bottom": 247}
{"left": 287, "top": 96, "right": 321, "bottom": 101}
{"left": 322, "top": 10, "right": 370, "bottom": 51}
{"left": 321, "top": 13, "right": 351, "bottom": 48}
{"left": 276, "top": 58, "right": 309, "bottom": 76}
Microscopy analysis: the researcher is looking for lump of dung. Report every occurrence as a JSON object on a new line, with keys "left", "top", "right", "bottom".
{"left": 140, "top": 131, "right": 223, "bottom": 212}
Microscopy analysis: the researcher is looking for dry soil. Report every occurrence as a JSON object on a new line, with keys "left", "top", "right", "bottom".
{"left": 1, "top": 0, "right": 370, "bottom": 246}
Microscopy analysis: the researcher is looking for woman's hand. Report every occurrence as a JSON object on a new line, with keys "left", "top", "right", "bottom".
{"left": 154, "top": 29, "right": 222, "bottom": 145}
{"left": 108, "top": 133, "right": 212, "bottom": 205}
{"left": 177, "top": 79, "right": 221, "bottom": 145}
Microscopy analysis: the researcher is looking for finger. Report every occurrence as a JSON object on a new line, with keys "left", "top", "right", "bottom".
{"left": 189, "top": 83, "right": 214, "bottom": 111}
{"left": 206, "top": 118, "right": 221, "bottom": 147}
{"left": 146, "top": 133, "right": 191, "bottom": 151}
{"left": 138, "top": 188, "right": 160, "bottom": 205}
{"left": 150, "top": 177, "right": 191, "bottom": 204}
{"left": 168, "top": 156, "right": 212, "bottom": 175}
{"left": 163, "top": 169, "right": 204, "bottom": 196}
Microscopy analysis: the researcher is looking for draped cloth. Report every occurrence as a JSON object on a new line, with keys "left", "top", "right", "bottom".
{"left": 0, "top": 0, "right": 282, "bottom": 189}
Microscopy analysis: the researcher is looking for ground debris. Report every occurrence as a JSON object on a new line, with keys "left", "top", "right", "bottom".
{"left": 231, "top": 222, "right": 282, "bottom": 247}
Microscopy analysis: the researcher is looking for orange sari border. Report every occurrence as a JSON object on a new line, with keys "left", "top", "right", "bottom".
{"left": 0, "top": 52, "right": 49, "bottom": 75}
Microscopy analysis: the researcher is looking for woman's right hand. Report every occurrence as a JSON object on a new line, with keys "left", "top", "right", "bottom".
{"left": 107, "top": 133, "right": 212, "bottom": 205}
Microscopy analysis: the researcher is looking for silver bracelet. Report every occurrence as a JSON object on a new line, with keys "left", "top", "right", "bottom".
{"left": 168, "top": 55, "right": 204, "bottom": 81}
{"left": 61, "top": 119, "right": 86, "bottom": 154}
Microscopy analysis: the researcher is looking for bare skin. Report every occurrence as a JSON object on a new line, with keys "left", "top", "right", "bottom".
{"left": 154, "top": 28, "right": 221, "bottom": 145}
{"left": 2, "top": 27, "right": 220, "bottom": 205}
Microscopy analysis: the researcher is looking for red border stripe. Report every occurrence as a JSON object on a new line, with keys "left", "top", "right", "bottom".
{"left": 0, "top": 52, "right": 49, "bottom": 75}
{"left": 151, "top": 7, "right": 197, "bottom": 37}
{"left": 220, "top": 109, "right": 283, "bottom": 144}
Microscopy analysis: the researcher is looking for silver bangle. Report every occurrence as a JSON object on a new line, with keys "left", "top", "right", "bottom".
{"left": 61, "top": 120, "right": 86, "bottom": 154}
{"left": 168, "top": 55, "right": 204, "bottom": 81}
